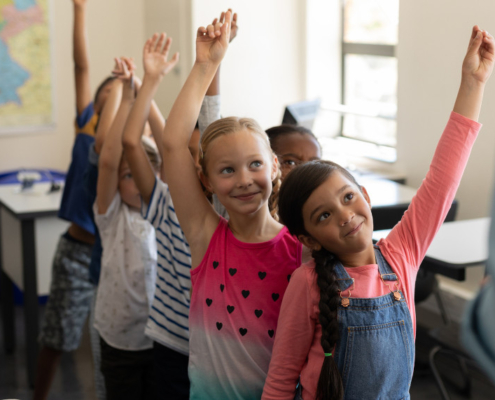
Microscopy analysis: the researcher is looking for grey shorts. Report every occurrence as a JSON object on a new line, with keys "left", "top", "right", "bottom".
{"left": 38, "top": 233, "right": 95, "bottom": 352}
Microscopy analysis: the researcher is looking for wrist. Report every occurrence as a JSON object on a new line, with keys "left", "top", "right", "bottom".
{"left": 143, "top": 74, "right": 163, "bottom": 86}
{"left": 460, "top": 75, "right": 486, "bottom": 90}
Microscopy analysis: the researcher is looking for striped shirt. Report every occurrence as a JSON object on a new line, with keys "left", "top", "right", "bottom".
{"left": 142, "top": 179, "right": 191, "bottom": 354}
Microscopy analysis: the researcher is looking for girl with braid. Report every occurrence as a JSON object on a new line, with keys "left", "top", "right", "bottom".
{"left": 159, "top": 10, "right": 302, "bottom": 399}
{"left": 262, "top": 26, "right": 494, "bottom": 400}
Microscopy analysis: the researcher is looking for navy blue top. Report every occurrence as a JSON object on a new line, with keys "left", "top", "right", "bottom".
{"left": 58, "top": 103, "right": 98, "bottom": 235}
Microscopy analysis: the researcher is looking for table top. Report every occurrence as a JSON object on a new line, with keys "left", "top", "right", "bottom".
{"left": 357, "top": 177, "right": 417, "bottom": 209}
{"left": 0, "top": 182, "right": 64, "bottom": 219}
{"left": 373, "top": 217, "right": 490, "bottom": 267}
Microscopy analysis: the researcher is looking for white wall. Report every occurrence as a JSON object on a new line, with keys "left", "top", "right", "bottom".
{"left": 0, "top": 0, "right": 145, "bottom": 172}
{"left": 191, "top": 0, "right": 306, "bottom": 129}
{"left": 396, "top": 0, "right": 495, "bottom": 220}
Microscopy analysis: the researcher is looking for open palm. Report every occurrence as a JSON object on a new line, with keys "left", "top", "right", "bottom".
{"left": 143, "top": 33, "right": 179, "bottom": 79}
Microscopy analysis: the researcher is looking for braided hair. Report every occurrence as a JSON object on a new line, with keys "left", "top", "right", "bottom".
{"left": 279, "top": 160, "right": 361, "bottom": 399}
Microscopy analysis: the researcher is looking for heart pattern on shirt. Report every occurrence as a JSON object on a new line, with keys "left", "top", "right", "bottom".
{"left": 227, "top": 305, "right": 235, "bottom": 314}
{"left": 229, "top": 268, "right": 237, "bottom": 276}
{"left": 258, "top": 271, "right": 267, "bottom": 280}
{"left": 242, "top": 290, "right": 250, "bottom": 299}
{"left": 216, "top": 322, "right": 223, "bottom": 330}
{"left": 268, "top": 330, "right": 274, "bottom": 338}
{"left": 287, "top": 274, "right": 291, "bottom": 282}
{"left": 255, "top": 309, "right": 263, "bottom": 318}
{"left": 272, "top": 293, "right": 280, "bottom": 301}
{"left": 206, "top": 298, "right": 213, "bottom": 306}
{"left": 213, "top": 261, "right": 219, "bottom": 269}
{"left": 220, "top": 284, "right": 225, "bottom": 292}
{"left": 239, "top": 328, "right": 248, "bottom": 336}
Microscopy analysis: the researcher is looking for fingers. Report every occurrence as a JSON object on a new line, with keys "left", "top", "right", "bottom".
{"left": 220, "top": 10, "right": 232, "bottom": 42}
{"left": 155, "top": 32, "right": 167, "bottom": 53}
{"left": 207, "top": 24, "right": 216, "bottom": 38}
{"left": 162, "top": 37, "right": 172, "bottom": 57}
{"left": 144, "top": 33, "right": 158, "bottom": 56}
{"left": 197, "top": 26, "right": 207, "bottom": 38}
{"left": 466, "top": 26, "right": 483, "bottom": 57}
{"left": 170, "top": 52, "right": 180, "bottom": 67}
{"left": 482, "top": 31, "right": 495, "bottom": 59}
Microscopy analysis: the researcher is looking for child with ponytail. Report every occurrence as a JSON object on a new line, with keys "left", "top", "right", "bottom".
{"left": 158, "top": 10, "right": 302, "bottom": 399}
{"left": 262, "top": 26, "right": 494, "bottom": 400}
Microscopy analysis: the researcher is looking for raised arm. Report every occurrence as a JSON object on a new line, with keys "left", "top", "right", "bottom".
{"left": 162, "top": 11, "right": 231, "bottom": 267}
{"left": 122, "top": 33, "right": 178, "bottom": 204}
{"left": 454, "top": 26, "right": 494, "bottom": 121}
{"left": 72, "top": 0, "right": 92, "bottom": 115}
{"left": 96, "top": 62, "right": 134, "bottom": 214}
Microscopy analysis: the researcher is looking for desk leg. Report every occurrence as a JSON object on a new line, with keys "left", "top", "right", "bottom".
{"left": 1, "top": 270, "right": 15, "bottom": 353}
{"left": 0, "top": 207, "right": 16, "bottom": 354}
{"left": 21, "top": 219, "right": 39, "bottom": 388}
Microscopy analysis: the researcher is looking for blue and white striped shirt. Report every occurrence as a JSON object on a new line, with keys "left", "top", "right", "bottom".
{"left": 142, "top": 179, "right": 191, "bottom": 354}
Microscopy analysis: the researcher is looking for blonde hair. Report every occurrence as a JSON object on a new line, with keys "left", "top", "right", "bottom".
{"left": 141, "top": 136, "right": 162, "bottom": 172}
{"left": 200, "top": 117, "right": 281, "bottom": 221}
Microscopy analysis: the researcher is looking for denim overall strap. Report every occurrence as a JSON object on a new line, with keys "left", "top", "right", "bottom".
{"left": 332, "top": 246, "right": 415, "bottom": 400}
{"left": 333, "top": 261, "right": 355, "bottom": 292}
{"left": 374, "top": 245, "right": 398, "bottom": 282}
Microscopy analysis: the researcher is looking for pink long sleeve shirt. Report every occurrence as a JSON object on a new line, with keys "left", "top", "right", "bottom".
{"left": 262, "top": 112, "right": 481, "bottom": 400}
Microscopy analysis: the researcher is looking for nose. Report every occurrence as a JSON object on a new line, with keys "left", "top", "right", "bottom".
{"left": 236, "top": 168, "right": 253, "bottom": 188}
{"left": 339, "top": 210, "right": 354, "bottom": 227}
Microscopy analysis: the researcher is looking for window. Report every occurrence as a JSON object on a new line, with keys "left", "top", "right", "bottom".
{"left": 340, "top": 0, "right": 399, "bottom": 148}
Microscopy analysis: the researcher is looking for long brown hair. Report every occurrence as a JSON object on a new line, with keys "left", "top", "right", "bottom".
{"left": 278, "top": 160, "right": 361, "bottom": 400}
{"left": 200, "top": 117, "right": 281, "bottom": 220}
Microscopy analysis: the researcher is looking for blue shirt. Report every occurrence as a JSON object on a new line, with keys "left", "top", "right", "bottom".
{"left": 58, "top": 103, "right": 98, "bottom": 234}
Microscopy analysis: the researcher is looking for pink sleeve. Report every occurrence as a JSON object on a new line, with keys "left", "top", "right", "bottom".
{"left": 262, "top": 266, "right": 317, "bottom": 400}
{"left": 381, "top": 112, "right": 481, "bottom": 270}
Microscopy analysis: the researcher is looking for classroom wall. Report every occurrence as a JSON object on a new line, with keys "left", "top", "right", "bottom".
{"left": 0, "top": 0, "right": 146, "bottom": 173}
{"left": 395, "top": 0, "right": 495, "bottom": 220}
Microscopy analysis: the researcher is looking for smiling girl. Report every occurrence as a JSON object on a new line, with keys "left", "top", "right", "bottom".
{"left": 158, "top": 11, "right": 302, "bottom": 400}
{"left": 262, "top": 26, "right": 494, "bottom": 400}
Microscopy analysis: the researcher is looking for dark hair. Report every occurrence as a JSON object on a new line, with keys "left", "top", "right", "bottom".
{"left": 279, "top": 160, "right": 360, "bottom": 400}
{"left": 93, "top": 76, "right": 116, "bottom": 108}
{"left": 265, "top": 124, "right": 320, "bottom": 154}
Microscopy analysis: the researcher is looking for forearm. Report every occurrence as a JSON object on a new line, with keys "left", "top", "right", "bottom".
{"left": 99, "top": 99, "right": 133, "bottom": 171}
{"left": 73, "top": 4, "right": 89, "bottom": 71}
{"left": 95, "top": 80, "right": 123, "bottom": 154}
{"left": 453, "top": 77, "right": 486, "bottom": 122}
{"left": 206, "top": 64, "right": 220, "bottom": 96}
{"left": 162, "top": 61, "right": 219, "bottom": 152}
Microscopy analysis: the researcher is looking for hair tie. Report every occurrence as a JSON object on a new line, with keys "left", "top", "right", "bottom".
{"left": 324, "top": 352, "right": 332, "bottom": 357}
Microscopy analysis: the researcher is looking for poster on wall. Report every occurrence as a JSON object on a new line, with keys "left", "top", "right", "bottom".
{"left": 0, "top": 0, "right": 54, "bottom": 135}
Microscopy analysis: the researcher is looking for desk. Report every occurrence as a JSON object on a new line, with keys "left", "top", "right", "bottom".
{"left": 0, "top": 181, "right": 68, "bottom": 387}
{"left": 373, "top": 218, "right": 490, "bottom": 280}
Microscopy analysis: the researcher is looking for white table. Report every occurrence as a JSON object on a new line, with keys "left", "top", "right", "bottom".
{"left": 358, "top": 176, "right": 417, "bottom": 209}
{"left": 0, "top": 181, "right": 68, "bottom": 387}
{"left": 373, "top": 218, "right": 490, "bottom": 280}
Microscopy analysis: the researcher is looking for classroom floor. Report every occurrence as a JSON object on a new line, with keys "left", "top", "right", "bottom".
{"left": 1, "top": 291, "right": 494, "bottom": 400}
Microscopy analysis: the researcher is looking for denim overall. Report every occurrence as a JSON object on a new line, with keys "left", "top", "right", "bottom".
{"left": 296, "top": 246, "right": 415, "bottom": 400}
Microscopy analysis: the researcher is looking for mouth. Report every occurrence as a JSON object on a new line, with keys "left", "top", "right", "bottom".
{"left": 232, "top": 191, "right": 261, "bottom": 201}
{"left": 345, "top": 222, "right": 363, "bottom": 237}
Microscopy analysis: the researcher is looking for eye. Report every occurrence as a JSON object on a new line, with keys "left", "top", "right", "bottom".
{"left": 283, "top": 160, "right": 297, "bottom": 167}
{"left": 344, "top": 192, "right": 354, "bottom": 202}
{"left": 221, "top": 167, "right": 234, "bottom": 174}
{"left": 250, "top": 160, "right": 262, "bottom": 168}
{"left": 124, "top": 173, "right": 132, "bottom": 179}
{"left": 318, "top": 212, "right": 330, "bottom": 222}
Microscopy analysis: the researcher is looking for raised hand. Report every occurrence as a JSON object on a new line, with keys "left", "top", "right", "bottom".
{"left": 112, "top": 57, "right": 135, "bottom": 82}
{"left": 143, "top": 33, "right": 179, "bottom": 80}
{"left": 196, "top": 10, "right": 232, "bottom": 65}
{"left": 213, "top": 9, "right": 238, "bottom": 43}
{"left": 462, "top": 26, "right": 495, "bottom": 84}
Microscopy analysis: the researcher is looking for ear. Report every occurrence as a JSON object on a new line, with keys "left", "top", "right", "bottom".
{"left": 360, "top": 185, "right": 371, "bottom": 208}
{"left": 271, "top": 154, "right": 279, "bottom": 181}
{"left": 200, "top": 171, "right": 214, "bottom": 194}
{"left": 298, "top": 234, "right": 322, "bottom": 252}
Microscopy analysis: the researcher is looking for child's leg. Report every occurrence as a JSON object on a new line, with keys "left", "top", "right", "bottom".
{"left": 100, "top": 338, "right": 154, "bottom": 400}
{"left": 153, "top": 341, "right": 189, "bottom": 400}
{"left": 34, "top": 233, "right": 94, "bottom": 400}
{"left": 89, "top": 291, "right": 106, "bottom": 399}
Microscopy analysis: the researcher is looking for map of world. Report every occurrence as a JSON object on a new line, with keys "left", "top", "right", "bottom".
{"left": 0, "top": 0, "right": 53, "bottom": 133}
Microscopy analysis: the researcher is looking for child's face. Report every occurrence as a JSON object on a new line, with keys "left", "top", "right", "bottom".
{"left": 118, "top": 158, "right": 141, "bottom": 209}
{"left": 300, "top": 172, "right": 373, "bottom": 260}
{"left": 202, "top": 129, "right": 277, "bottom": 217}
{"left": 274, "top": 133, "right": 321, "bottom": 180}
